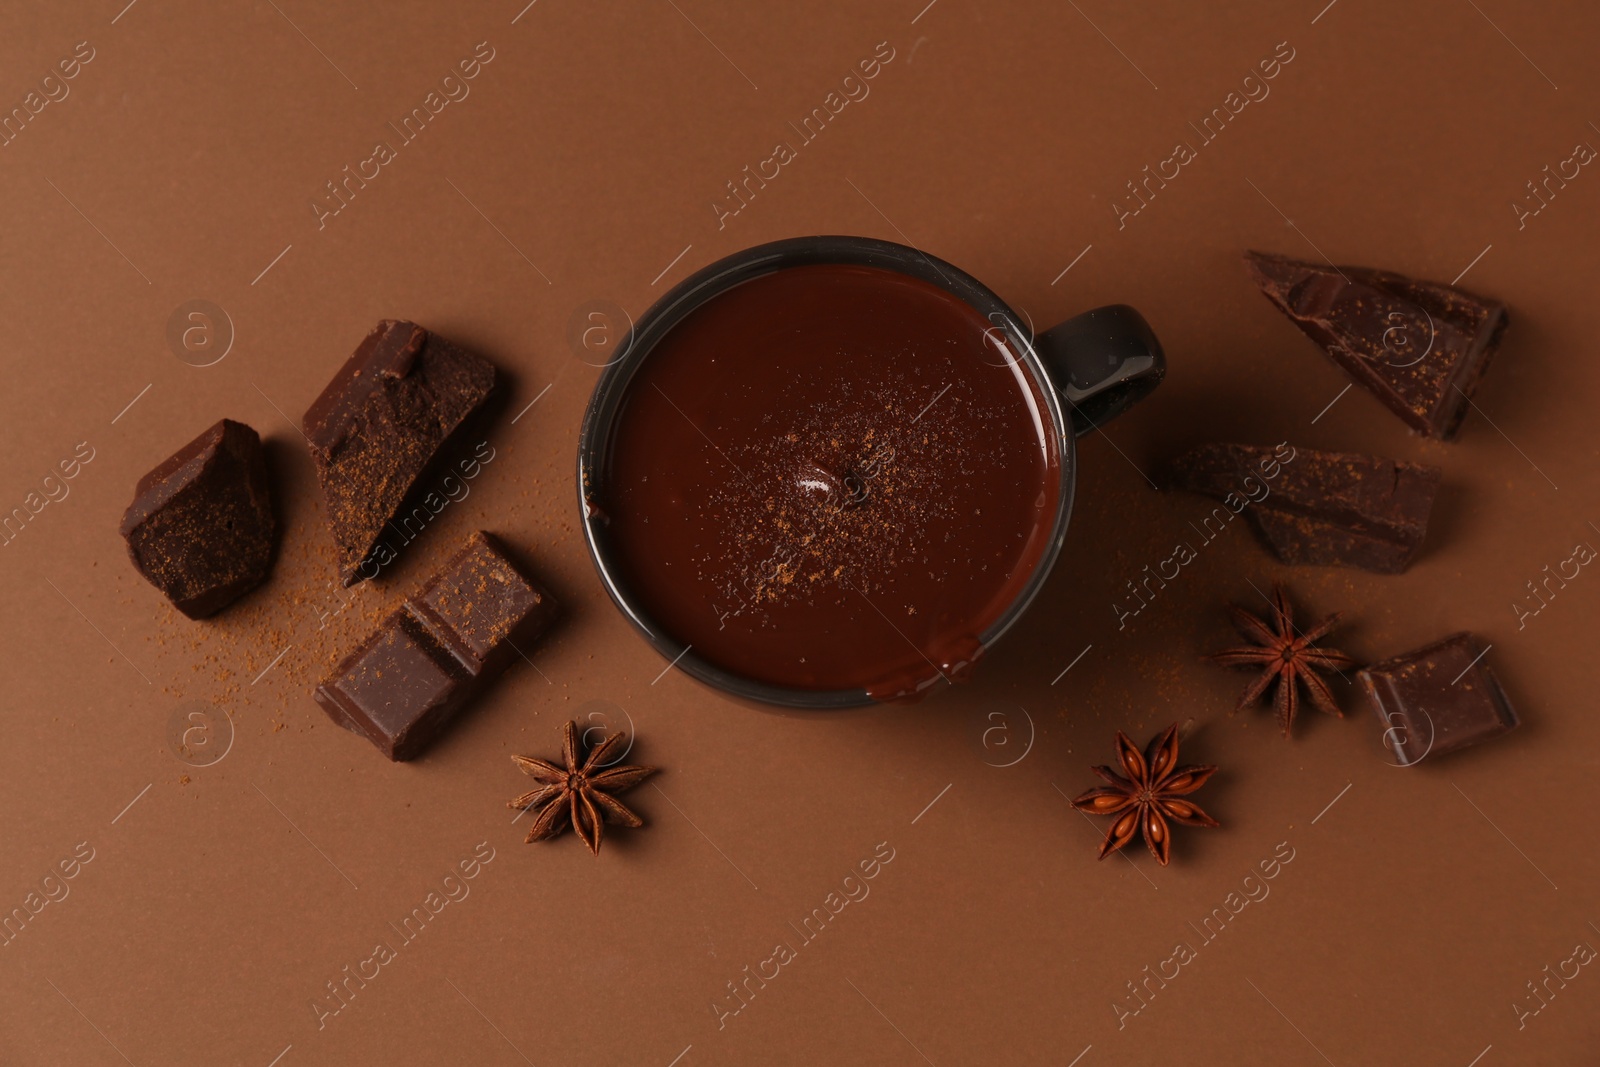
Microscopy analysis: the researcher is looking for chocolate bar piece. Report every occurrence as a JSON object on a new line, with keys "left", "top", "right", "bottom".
{"left": 1169, "top": 442, "right": 1441, "bottom": 573}
{"left": 1359, "top": 632, "right": 1519, "bottom": 766}
{"left": 315, "top": 532, "right": 556, "bottom": 760}
{"left": 1244, "top": 252, "right": 1508, "bottom": 439}
{"left": 120, "top": 419, "right": 276, "bottom": 618}
{"left": 305, "top": 320, "right": 496, "bottom": 585}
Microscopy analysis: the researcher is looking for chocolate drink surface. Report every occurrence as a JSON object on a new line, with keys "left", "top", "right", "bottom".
{"left": 600, "top": 263, "right": 1061, "bottom": 697}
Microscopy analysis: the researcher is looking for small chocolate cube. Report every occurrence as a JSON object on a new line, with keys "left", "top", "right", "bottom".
{"left": 315, "top": 532, "right": 556, "bottom": 761}
{"left": 1359, "top": 632, "right": 1519, "bottom": 766}
{"left": 120, "top": 418, "right": 276, "bottom": 618}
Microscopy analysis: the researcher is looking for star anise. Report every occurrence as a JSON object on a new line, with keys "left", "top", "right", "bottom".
{"left": 1208, "top": 584, "right": 1358, "bottom": 738}
{"left": 1071, "top": 723, "right": 1219, "bottom": 866}
{"left": 507, "top": 720, "right": 656, "bottom": 855}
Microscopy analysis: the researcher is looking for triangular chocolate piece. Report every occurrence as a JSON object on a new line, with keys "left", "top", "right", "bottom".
{"left": 304, "top": 321, "right": 496, "bottom": 584}
{"left": 1168, "top": 442, "right": 1441, "bottom": 573}
{"left": 1244, "top": 252, "right": 1507, "bottom": 439}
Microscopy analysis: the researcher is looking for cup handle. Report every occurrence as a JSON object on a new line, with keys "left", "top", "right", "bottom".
{"left": 1032, "top": 304, "right": 1165, "bottom": 437}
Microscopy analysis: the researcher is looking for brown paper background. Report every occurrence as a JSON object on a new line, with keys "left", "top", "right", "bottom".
{"left": 3, "top": 0, "right": 1598, "bottom": 1063}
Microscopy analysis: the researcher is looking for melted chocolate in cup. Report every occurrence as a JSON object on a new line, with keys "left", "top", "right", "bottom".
{"left": 601, "top": 263, "right": 1060, "bottom": 699}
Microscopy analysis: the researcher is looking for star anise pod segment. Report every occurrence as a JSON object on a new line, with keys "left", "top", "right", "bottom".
{"left": 1071, "top": 723, "right": 1219, "bottom": 866}
{"left": 508, "top": 720, "right": 656, "bottom": 855}
{"left": 1208, "top": 584, "right": 1358, "bottom": 738}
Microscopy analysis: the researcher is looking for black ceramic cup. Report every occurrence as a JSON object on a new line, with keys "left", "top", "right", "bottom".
{"left": 578, "top": 235, "right": 1164, "bottom": 709}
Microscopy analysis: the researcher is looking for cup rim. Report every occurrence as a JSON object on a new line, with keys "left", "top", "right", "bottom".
{"left": 576, "top": 235, "right": 1078, "bottom": 709}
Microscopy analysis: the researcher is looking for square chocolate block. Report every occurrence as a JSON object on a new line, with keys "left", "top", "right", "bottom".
{"left": 314, "top": 532, "right": 556, "bottom": 761}
{"left": 1359, "top": 632, "right": 1519, "bottom": 766}
{"left": 408, "top": 533, "right": 556, "bottom": 672}
{"left": 316, "top": 611, "right": 463, "bottom": 761}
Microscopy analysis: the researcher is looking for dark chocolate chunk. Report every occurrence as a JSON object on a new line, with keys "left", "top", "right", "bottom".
{"left": 120, "top": 419, "right": 276, "bottom": 619}
{"left": 315, "top": 532, "right": 556, "bottom": 761}
{"left": 1169, "top": 442, "right": 1441, "bottom": 573}
{"left": 1359, "top": 632, "right": 1519, "bottom": 766}
{"left": 1244, "top": 252, "right": 1508, "bottom": 439}
{"left": 305, "top": 320, "right": 496, "bottom": 585}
